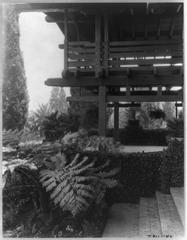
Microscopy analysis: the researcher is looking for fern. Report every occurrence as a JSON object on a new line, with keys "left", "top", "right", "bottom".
{"left": 39, "top": 153, "right": 119, "bottom": 216}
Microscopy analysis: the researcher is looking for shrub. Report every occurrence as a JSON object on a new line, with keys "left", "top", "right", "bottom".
{"left": 61, "top": 130, "right": 120, "bottom": 153}
{"left": 167, "top": 118, "right": 184, "bottom": 137}
{"left": 42, "top": 112, "right": 80, "bottom": 141}
{"left": 159, "top": 138, "right": 184, "bottom": 193}
{"left": 3, "top": 140, "right": 117, "bottom": 237}
{"left": 116, "top": 128, "right": 169, "bottom": 146}
{"left": 3, "top": 164, "right": 48, "bottom": 233}
{"left": 3, "top": 129, "right": 43, "bottom": 148}
{"left": 149, "top": 109, "right": 165, "bottom": 119}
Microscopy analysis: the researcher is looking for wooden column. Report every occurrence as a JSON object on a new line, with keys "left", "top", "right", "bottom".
{"left": 64, "top": 9, "right": 68, "bottom": 71}
{"left": 95, "top": 15, "right": 101, "bottom": 78}
{"left": 99, "top": 86, "right": 106, "bottom": 136}
{"left": 104, "top": 14, "right": 109, "bottom": 77}
{"left": 175, "top": 102, "right": 178, "bottom": 119}
{"left": 114, "top": 102, "right": 119, "bottom": 141}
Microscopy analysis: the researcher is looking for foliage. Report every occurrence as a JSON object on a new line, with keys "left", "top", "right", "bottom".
{"left": 62, "top": 130, "right": 120, "bottom": 153}
{"left": 3, "top": 129, "right": 21, "bottom": 147}
{"left": 137, "top": 103, "right": 166, "bottom": 129}
{"left": 159, "top": 138, "right": 184, "bottom": 193}
{"left": 3, "top": 164, "right": 48, "bottom": 233}
{"left": 162, "top": 102, "right": 175, "bottom": 120}
{"left": 3, "top": 140, "right": 117, "bottom": 237}
{"left": 30, "top": 104, "right": 51, "bottom": 133}
{"left": 3, "top": 5, "right": 29, "bottom": 130}
{"left": 41, "top": 112, "right": 80, "bottom": 141}
{"left": 3, "top": 129, "right": 42, "bottom": 148}
{"left": 40, "top": 152, "right": 119, "bottom": 216}
{"left": 167, "top": 118, "right": 184, "bottom": 138}
{"left": 49, "top": 87, "right": 68, "bottom": 115}
{"left": 149, "top": 108, "right": 165, "bottom": 119}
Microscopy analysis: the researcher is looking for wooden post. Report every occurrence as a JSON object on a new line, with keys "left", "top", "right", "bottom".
{"left": 104, "top": 14, "right": 109, "bottom": 77}
{"left": 175, "top": 102, "right": 178, "bottom": 119}
{"left": 114, "top": 102, "right": 119, "bottom": 141}
{"left": 158, "top": 85, "right": 162, "bottom": 96}
{"left": 64, "top": 9, "right": 68, "bottom": 71}
{"left": 98, "top": 86, "right": 106, "bottom": 136}
{"left": 95, "top": 15, "right": 101, "bottom": 78}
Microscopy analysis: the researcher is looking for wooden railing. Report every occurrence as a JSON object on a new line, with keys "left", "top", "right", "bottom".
{"left": 67, "top": 41, "right": 96, "bottom": 72}
{"left": 63, "top": 40, "right": 183, "bottom": 75}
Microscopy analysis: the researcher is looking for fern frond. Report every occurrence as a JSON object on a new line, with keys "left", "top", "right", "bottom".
{"left": 46, "top": 180, "right": 57, "bottom": 192}
{"left": 69, "top": 153, "right": 80, "bottom": 167}
{"left": 76, "top": 184, "right": 95, "bottom": 192}
{"left": 41, "top": 177, "right": 56, "bottom": 188}
{"left": 77, "top": 189, "right": 94, "bottom": 199}
{"left": 74, "top": 161, "right": 95, "bottom": 175}
{"left": 53, "top": 183, "right": 71, "bottom": 205}
{"left": 77, "top": 196, "right": 90, "bottom": 207}
{"left": 59, "top": 187, "right": 73, "bottom": 207}
{"left": 75, "top": 176, "right": 98, "bottom": 183}
{"left": 71, "top": 156, "right": 89, "bottom": 170}
{"left": 40, "top": 170, "right": 56, "bottom": 180}
{"left": 50, "top": 180, "right": 68, "bottom": 199}
{"left": 98, "top": 168, "right": 120, "bottom": 178}
{"left": 93, "top": 159, "right": 110, "bottom": 173}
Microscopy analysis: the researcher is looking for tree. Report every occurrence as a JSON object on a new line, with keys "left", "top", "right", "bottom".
{"left": 49, "top": 87, "right": 68, "bottom": 115}
{"left": 3, "top": 5, "right": 29, "bottom": 130}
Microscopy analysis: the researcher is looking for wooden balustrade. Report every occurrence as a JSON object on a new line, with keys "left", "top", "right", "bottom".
{"left": 64, "top": 40, "right": 183, "bottom": 75}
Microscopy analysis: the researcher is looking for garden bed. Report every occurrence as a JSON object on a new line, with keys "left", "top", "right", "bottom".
{"left": 2, "top": 135, "right": 183, "bottom": 237}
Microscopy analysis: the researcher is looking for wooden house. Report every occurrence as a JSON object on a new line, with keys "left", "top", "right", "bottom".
{"left": 16, "top": 1, "right": 183, "bottom": 138}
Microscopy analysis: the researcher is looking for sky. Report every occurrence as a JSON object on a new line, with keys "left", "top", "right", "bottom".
{"left": 19, "top": 12, "right": 70, "bottom": 112}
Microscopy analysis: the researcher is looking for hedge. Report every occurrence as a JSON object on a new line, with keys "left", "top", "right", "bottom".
{"left": 108, "top": 128, "right": 170, "bottom": 146}
{"left": 159, "top": 138, "right": 184, "bottom": 193}
{"left": 104, "top": 151, "right": 162, "bottom": 203}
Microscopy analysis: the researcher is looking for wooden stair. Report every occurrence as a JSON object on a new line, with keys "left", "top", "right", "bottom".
{"left": 103, "top": 187, "right": 184, "bottom": 237}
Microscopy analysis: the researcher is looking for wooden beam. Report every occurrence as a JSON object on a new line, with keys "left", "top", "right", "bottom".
{"left": 107, "top": 93, "right": 183, "bottom": 102}
{"left": 45, "top": 74, "right": 183, "bottom": 87}
{"left": 108, "top": 39, "right": 182, "bottom": 46}
{"left": 99, "top": 86, "right": 106, "bottom": 136}
{"left": 67, "top": 92, "right": 183, "bottom": 103}
{"left": 107, "top": 103, "right": 141, "bottom": 108}
{"left": 114, "top": 102, "right": 119, "bottom": 141}
{"left": 45, "top": 15, "right": 88, "bottom": 24}
{"left": 67, "top": 96, "right": 98, "bottom": 102}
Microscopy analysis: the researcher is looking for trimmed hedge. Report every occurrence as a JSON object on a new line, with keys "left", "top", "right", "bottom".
{"left": 104, "top": 151, "right": 162, "bottom": 203}
{"left": 108, "top": 128, "right": 170, "bottom": 146}
{"left": 159, "top": 138, "right": 184, "bottom": 193}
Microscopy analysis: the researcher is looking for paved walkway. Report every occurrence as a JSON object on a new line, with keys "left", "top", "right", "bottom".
{"left": 103, "top": 203, "right": 139, "bottom": 237}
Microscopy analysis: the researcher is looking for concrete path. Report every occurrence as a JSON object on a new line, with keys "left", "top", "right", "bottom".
{"left": 103, "top": 203, "right": 139, "bottom": 237}
{"left": 170, "top": 187, "right": 184, "bottom": 227}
